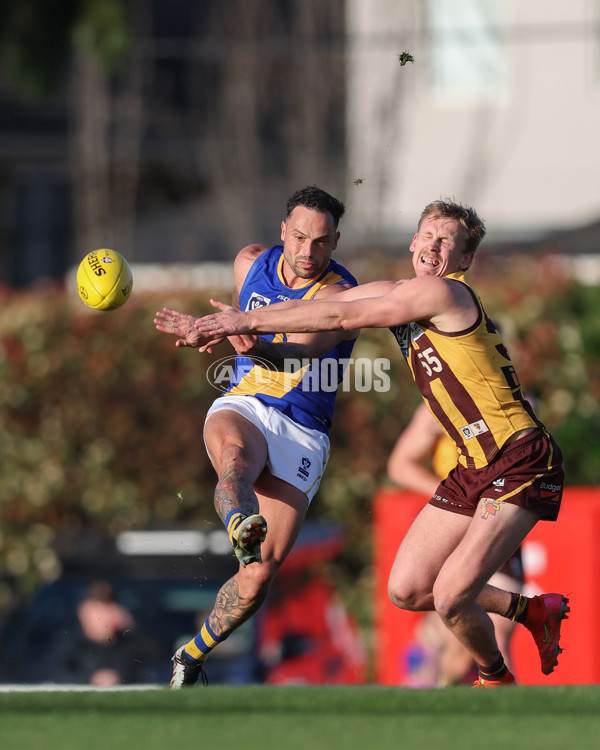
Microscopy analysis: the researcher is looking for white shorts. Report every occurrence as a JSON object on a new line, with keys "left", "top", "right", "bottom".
{"left": 204, "top": 395, "right": 330, "bottom": 503}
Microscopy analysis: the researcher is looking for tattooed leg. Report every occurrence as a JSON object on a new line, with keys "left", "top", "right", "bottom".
{"left": 214, "top": 462, "right": 260, "bottom": 525}
{"left": 208, "top": 575, "right": 268, "bottom": 639}
{"left": 177, "top": 572, "right": 272, "bottom": 665}
{"left": 175, "top": 476, "right": 308, "bottom": 675}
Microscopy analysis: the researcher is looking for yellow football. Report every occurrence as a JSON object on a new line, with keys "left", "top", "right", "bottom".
{"left": 76, "top": 249, "right": 133, "bottom": 311}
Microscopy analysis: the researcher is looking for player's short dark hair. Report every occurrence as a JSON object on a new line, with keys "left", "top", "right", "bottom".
{"left": 418, "top": 200, "right": 486, "bottom": 255}
{"left": 286, "top": 186, "right": 346, "bottom": 228}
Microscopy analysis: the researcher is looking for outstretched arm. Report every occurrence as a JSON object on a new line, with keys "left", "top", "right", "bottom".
{"left": 154, "top": 307, "right": 224, "bottom": 352}
{"left": 198, "top": 281, "right": 369, "bottom": 360}
{"left": 195, "top": 275, "right": 479, "bottom": 338}
{"left": 194, "top": 277, "right": 455, "bottom": 338}
{"left": 192, "top": 279, "right": 401, "bottom": 338}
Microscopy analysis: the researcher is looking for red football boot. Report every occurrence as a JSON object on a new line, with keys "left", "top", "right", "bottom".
{"left": 524, "top": 593, "right": 570, "bottom": 675}
{"left": 472, "top": 670, "right": 516, "bottom": 688}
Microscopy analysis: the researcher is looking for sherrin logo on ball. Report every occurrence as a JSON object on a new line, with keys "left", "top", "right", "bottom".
{"left": 77, "top": 248, "right": 133, "bottom": 310}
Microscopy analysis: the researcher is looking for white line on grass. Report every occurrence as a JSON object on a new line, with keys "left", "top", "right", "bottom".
{"left": 0, "top": 684, "right": 163, "bottom": 692}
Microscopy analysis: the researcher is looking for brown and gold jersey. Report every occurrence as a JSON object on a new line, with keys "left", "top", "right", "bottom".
{"left": 391, "top": 272, "right": 539, "bottom": 469}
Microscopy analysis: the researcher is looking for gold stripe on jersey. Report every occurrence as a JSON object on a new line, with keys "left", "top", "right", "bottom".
{"left": 229, "top": 268, "right": 347, "bottom": 397}
{"left": 228, "top": 361, "right": 310, "bottom": 398}
{"left": 301, "top": 270, "right": 346, "bottom": 299}
{"left": 407, "top": 272, "right": 538, "bottom": 470}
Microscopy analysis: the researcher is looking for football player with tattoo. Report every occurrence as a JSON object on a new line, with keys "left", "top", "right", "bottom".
{"left": 155, "top": 186, "right": 358, "bottom": 687}
{"left": 194, "top": 199, "right": 569, "bottom": 687}
{"left": 388, "top": 401, "right": 526, "bottom": 686}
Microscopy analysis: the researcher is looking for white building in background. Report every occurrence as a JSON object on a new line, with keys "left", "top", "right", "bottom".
{"left": 344, "top": 0, "right": 600, "bottom": 246}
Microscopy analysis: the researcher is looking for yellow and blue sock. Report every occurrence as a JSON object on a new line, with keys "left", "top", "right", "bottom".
{"left": 225, "top": 509, "right": 245, "bottom": 544}
{"left": 182, "top": 616, "right": 225, "bottom": 663}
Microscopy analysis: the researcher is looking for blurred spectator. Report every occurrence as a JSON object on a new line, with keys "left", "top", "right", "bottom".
{"left": 64, "top": 580, "right": 136, "bottom": 685}
{"left": 77, "top": 580, "right": 134, "bottom": 646}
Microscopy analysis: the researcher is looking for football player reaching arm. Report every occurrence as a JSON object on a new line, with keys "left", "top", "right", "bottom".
{"left": 194, "top": 274, "right": 477, "bottom": 340}
{"left": 155, "top": 243, "right": 358, "bottom": 362}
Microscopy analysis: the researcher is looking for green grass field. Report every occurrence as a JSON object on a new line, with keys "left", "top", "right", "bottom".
{"left": 1, "top": 685, "right": 599, "bottom": 750}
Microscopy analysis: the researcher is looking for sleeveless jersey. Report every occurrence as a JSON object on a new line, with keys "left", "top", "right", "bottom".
{"left": 225, "top": 245, "right": 358, "bottom": 434}
{"left": 391, "top": 272, "right": 539, "bottom": 470}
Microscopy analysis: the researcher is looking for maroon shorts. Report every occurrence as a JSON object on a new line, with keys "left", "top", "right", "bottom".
{"left": 429, "top": 428, "right": 564, "bottom": 523}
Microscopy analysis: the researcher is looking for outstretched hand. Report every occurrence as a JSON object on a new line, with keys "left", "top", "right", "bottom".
{"left": 154, "top": 307, "right": 223, "bottom": 352}
{"left": 193, "top": 299, "right": 252, "bottom": 341}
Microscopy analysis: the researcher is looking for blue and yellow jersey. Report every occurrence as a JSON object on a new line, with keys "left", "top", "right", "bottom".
{"left": 225, "top": 245, "right": 358, "bottom": 433}
{"left": 391, "top": 272, "right": 540, "bottom": 470}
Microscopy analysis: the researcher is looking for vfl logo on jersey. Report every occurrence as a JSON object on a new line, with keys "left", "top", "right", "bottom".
{"left": 296, "top": 457, "right": 312, "bottom": 481}
{"left": 460, "top": 419, "right": 489, "bottom": 440}
{"left": 391, "top": 322, "right": 426, "bottom": 357}
{"left": 246, "top": 292, "right": 271, "bottom": 310}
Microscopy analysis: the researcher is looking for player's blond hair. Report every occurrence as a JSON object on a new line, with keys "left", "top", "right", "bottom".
{"left": 418, "top": 200, "right": 486, "bottom": 255}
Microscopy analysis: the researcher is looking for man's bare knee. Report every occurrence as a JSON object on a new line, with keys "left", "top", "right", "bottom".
{"left": 432, "top": 584, "right": 471, "bottom": 623}
{"left": 388, "top": 581, "right": 430, "bottom": 612}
